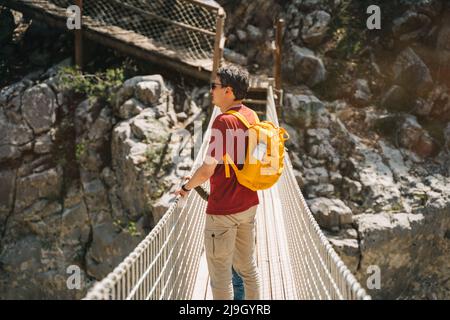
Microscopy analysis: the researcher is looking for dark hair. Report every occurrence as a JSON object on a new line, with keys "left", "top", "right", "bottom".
{"left": 217, "top": 64, "right": 249, "bottom": 100}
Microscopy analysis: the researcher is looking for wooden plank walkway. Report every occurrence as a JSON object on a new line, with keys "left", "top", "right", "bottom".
{"left": 191, "top": 185, "right": 298, "bottom": 300}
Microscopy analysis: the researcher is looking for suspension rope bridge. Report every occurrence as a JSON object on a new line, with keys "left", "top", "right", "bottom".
{"left": 1, "top": 0, "right": 371, "bottom": 300}
{"left": 83, "top": 87, "right": 370, "bottom": 300}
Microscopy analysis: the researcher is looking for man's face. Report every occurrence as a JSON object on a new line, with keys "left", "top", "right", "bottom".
{"left": 210, "top": 76, "right": 231, "bottom": 107}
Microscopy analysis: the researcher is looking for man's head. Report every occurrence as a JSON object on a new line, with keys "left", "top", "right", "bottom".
{"left": 211, "top": 64, "right": 249, "bottom": 109}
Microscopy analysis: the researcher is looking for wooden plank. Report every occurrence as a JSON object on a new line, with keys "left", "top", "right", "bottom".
{"left": 264, "top": 187, "right": 284, "bottom": 299}
{"left": 191, "top": 251, "right": 209, "bottom": 300}
{"left": 270, "top": 185, "right": 298, "bottom": 299}
{"left": 210, "top": 8, "right": 225, "bottom": 83}
{"left": 273, "top": 189, "right": 288, "bottom": 299}
{"left": 257, "top": 191, "right": 272, "bottom": 299}
{"left": 205, "top": 277, "right": 213, "bottom": 300}
{"left": 85, "top": 27, "right": 213, "bottom": 80}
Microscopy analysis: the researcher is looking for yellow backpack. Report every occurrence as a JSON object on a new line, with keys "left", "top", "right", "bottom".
{"left": 223, "top": 109, "right": 289, "bottom": 191}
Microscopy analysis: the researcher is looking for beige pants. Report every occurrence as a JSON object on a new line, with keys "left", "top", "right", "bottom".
{"left": 204, "top": 205, "right": 261, "bottom": 300}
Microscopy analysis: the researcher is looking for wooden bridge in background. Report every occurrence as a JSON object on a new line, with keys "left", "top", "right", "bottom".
{"left": 0, "top": 0, "right": 225, "bottom": 81}
{"left": 0, "top": 0, "right": 286, "bottom": 110}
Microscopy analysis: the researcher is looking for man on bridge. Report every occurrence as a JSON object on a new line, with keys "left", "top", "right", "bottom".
{"left": 175, "top": 64, "right": 261, "bottom": 300}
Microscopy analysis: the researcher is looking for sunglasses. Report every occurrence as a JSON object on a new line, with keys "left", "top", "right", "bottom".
{"left": 210, "top": 82, "right": 223, "bottom": 90}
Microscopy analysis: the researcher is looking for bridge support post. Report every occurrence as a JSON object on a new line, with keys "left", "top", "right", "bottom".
{"left": 75, "top": 0, "right": 83, "bottom": 70}
{"left": 211, "top": 8, "right": 225, "bottom": 83}
{"left": 274, "top": 18, "right": 284, "bottom": 120}
{"left": 207, "top": 8, "right": 225, "bottom": 124}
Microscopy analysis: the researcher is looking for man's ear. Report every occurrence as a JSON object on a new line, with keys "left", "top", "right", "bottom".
{"left": 226, "top": 87, "right": 235, "bottom": 99}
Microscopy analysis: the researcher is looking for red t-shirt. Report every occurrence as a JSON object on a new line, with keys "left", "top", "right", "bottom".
{"left": 206, "top": 104, "right": 259, "bottom": 215}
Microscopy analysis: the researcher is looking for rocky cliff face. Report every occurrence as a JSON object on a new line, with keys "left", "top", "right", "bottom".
{"left": 218, "top": 0, "right": 450, "bottom": 299}
{"left": 1, "top": 0, "right": 449, "bottom": 300}
{"left": 283, "top": 94, "right": 449, "bottom": 299}
{"left": 0, "top": 62, "right": 208, "bottom": 298}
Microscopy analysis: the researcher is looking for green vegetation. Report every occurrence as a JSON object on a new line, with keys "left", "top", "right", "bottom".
{"left": 413, "top": 192, "right": 428, "bottom": 207}
{"left": 315, "top": 0, "right": 415, "bottom": 100}
{"left": 390, "top": 202, "right": 404, "bottom": 213}
{"left": 144, "top": 145, "right": 165, "bottom": 174}
{"left": 113, "top": 219, "right": 142, "bottom": 237}
{"left": 328, "top": 0, "right": 369, "bottom": 59}
{"left": 126, "top": 221, "right": 141, "bottom": 237}
{"left": 144, "top": 143, "right": 171, "bottom": 201}
{"left": 75, "top": 142, "right": 86, "bottom": 162}
{"left": 57, "top": 66, "right": 124, "bottom": 104}
{"left": 143, "top": 134, "right": 172, "bottom": 176}
{"left": 143, "top": 135, "right": 174, "bottom": 201}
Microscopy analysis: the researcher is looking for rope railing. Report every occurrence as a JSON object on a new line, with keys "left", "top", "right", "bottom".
{"left": 266, "top": 87, "right": 371, "bottom": 300}
{"left": 84, "top": 108, "right": 219, "bottom": 300}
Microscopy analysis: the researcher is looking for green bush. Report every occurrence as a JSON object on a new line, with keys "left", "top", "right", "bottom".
{"left": 57, "top": 66, "right": 124, "bottom": 104}
{"left": 75, "top": 142, "right": 86, "bottom": 162}
{"left": 113, "top": 219, "right": 141, "bottom": 237}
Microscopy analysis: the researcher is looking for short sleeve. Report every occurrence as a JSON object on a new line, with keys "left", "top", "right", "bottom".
{"left": 206, "top": 117, "right": 228, "bottom": 163}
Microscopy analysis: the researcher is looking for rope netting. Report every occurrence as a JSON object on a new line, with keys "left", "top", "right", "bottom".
{"left": 266, "top": 87, "right": 370, "bottom": 300}
{"left": 47, "top": 0, "right": 222, "bottom": 61}
{"left": 84, "top": 107, "right": 218, "bottom": 300}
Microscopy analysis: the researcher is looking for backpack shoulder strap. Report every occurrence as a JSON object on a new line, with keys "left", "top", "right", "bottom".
{"left": 252, "top": 110, "right": 260, "bottom": 124}
{"left": 225, "top": 109, "right": 260, "bottom": 128}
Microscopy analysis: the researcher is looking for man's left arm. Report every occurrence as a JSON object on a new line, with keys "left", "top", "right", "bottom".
{"left": 175, "top": 117, "right": 227, "bottom": 197}
{"left": 174, "top": 156, "right": 218, "bottom": 197}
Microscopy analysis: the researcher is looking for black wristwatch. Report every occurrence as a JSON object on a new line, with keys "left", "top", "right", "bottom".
{"left": 181, "top": 184, "right": 191, "bottom": 192}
